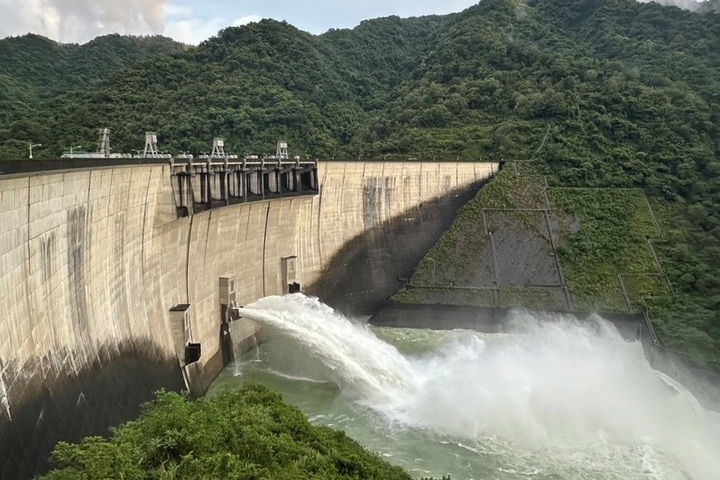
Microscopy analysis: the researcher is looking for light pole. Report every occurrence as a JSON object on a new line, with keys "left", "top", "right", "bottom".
{"left": 69, "top": 145, "right": 82, "bottom": 158}
{"left": 427, "top": 257, "right": 436, "bottom": 284}
{"left": 28, "top": 143, "right": 42, "bottom": 159}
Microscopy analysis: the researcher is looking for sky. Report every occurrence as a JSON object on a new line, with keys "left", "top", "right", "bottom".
{"left": 0, "top": 0, "right": 481, "bottom": 45}
{"left": 0, "top": 0, "right": 708, "bottom": 45}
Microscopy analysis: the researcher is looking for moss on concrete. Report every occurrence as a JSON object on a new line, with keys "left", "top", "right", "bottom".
{"left": 392, "top": 168, "right": 566, "bottom": 309}
{"left": 549, "top": 188, "right": 663, "bottom": 312}
{"left": 393, "top": 166, "right": 671, "bottom": 316}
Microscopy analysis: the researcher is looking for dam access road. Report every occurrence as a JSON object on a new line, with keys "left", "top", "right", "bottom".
{"left": 0, "top": 158, "right": 497, "bottom": 479}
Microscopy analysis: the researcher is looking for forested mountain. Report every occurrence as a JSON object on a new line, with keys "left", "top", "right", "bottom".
{"left": 2, "top": 0, "right": 718, "bottom": 163}
{"left": 1, "top": 0, "right": 719, "bottom": 365}
{"left": 0, "top": 34, "right": 185, "bottom": 139}
{"left": 0, "top": 33, "right": 185, "bottom": 91}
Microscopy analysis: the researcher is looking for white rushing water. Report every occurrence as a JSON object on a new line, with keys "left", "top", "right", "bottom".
{"left": 231, "top": 294, "right": 720, "bottom": 480}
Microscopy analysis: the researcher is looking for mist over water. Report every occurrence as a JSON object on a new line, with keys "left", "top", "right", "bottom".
{"left": 229, "top": 294, "right": 720, "bottom": 480}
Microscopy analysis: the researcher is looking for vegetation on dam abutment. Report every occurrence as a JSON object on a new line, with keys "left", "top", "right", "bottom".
{"left": 394, "top": 166, "right": 720, "bottom": 369}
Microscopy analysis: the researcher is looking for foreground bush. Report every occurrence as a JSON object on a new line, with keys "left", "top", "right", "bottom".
{"left": 39, "top": 383, "right": 417, "bottom": 480}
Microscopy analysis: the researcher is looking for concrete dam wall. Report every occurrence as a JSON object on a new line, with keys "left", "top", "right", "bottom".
{"left": 0, "top": 160, "right": 496, "bottom": 478}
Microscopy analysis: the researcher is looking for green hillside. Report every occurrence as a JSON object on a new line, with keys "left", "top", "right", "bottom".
{"left": 40, "top": 384, "right": 420, "bottom": 480}
{"left": 1, "top": 0, "right": 719, "bottom": 365}
{"left": 0, "top": 34, "right": 186, "bottom": 149}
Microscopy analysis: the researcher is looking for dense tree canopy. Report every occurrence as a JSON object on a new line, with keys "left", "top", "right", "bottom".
{"left": 39, "top": 384, "right": 420, "bottom": 480}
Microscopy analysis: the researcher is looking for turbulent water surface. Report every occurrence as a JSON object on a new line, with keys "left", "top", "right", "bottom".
{"left": 209, "top": 294, "right": 720, "bottom": 480}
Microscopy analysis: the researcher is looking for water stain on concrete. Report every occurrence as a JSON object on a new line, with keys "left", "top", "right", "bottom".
{"left": 39, "top": 233, "right": 55, "bottom": 288}
{"left": 67, "top": 206, "right": 89, "bottom": 335}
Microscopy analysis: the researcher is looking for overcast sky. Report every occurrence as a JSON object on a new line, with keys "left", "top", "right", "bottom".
{"left": 0, "top": 0, "right": 707, "bottom": 45}
{"left": 0, "top": 0, "right": 481, "bottom": 45}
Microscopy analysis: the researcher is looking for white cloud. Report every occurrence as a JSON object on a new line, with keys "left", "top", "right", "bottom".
{"left": 0, "top": 0, "right": 259, "bottom": 45}
{"left": 0, "top": 0, "right": 167, "bottom": 43}
{"left": 161, "top": 12, "right": 261, "bottom": 45}
{"left": 636, "top": 0, "right": 707, "bottom": 10}
{"left": 163, "top": 4, "right": 194, "bottom": 18}
{"left": 231, "top": 15, "right": 261, "bottom": 27}
{"left": 163, "top": 16, "right": 227, "bottom": 45}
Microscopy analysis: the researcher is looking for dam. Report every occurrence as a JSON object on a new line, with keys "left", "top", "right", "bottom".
{"left": 0, "top": 158, "right": 497, "bottom": 479}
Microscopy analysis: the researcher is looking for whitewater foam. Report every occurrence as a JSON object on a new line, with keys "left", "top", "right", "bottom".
{"left": 237, "top": 294, "right": 417, "bottom": 401}
{"left": 235, "top": 294, "right": 720, "bottom": 480}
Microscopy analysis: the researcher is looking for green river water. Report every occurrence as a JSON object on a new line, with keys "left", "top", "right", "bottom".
{"left": 209, "top": 294, "right": 720, "bottom": 480}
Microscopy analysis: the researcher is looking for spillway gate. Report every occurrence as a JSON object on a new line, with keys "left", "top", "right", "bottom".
{"left": 171, "top": 158, "right": 319, "bottom": 217}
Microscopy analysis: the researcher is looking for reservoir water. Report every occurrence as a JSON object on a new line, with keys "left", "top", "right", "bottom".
{"left": 209, "top": 294, "right": 720, "bottom": 480}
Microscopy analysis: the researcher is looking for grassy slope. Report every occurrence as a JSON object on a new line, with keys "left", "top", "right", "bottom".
{"left": 396, "top": 164, "right": 719, "bottom": 367}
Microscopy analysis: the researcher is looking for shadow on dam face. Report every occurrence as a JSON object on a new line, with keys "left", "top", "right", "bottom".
{"left": 306, "top": 180, "right": 487, "bottom": 316}
{"left": 0, "top": 342, "right": 184, "bottom": 480}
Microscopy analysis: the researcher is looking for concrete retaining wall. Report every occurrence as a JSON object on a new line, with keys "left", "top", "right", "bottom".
{"left": 0, "top": 161, "right": 496, "bottom": 478}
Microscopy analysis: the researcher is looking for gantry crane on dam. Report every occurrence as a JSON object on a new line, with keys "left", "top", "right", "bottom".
{"left": 60, "top": 128, "right": 300, "bottom": 162}
{"left": 18, "top": 129, "right": 321, "bottom": 215}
